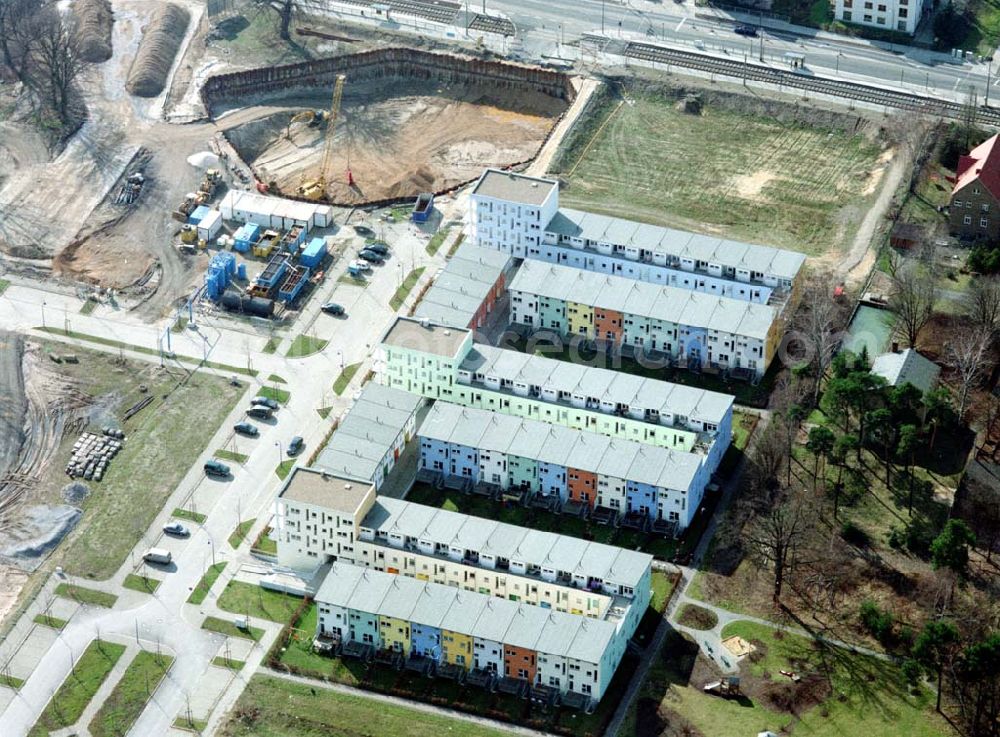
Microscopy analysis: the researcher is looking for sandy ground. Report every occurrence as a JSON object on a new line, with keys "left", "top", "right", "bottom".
{"left": 227, "top": 81, "right": 565, "bottom": 205}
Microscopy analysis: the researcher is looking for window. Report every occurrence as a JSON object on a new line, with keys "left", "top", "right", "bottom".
{"left": 984, "top": 203, "right": 990, "bottom": 212}
{"left": 982, "top": 218, "right": 990, "bottom": 228}
{"left": 964, "top": 215, "right": 973, "bottom": 225}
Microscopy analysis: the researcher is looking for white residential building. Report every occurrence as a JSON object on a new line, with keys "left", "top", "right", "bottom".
{"left": 834, "top": 0, "right": 924, "bottom": 34}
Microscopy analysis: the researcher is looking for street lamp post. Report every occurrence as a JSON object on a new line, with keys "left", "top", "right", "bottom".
{"left": 835, "top": 52, "right": 842, "bottom": 76}
{"left": 601, "top": 0, "right": 605, "bottom": 34}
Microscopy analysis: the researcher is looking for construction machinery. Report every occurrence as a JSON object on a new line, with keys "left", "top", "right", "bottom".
{"left": 298, "top": 74, "right": 346, "bottom": 201}
{"left": 198, "top": 168, "right": 222, "bottom": 197}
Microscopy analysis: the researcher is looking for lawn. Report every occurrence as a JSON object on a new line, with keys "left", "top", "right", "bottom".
{"left": 389, "top": 267, "right": 425, "bottom": 310}
{"left": 0, "top": 278, "right": 10, "bottom": 296}
{"left": 0, "top": 673, "right": 24, "bottom": 689}
{"left": 209, "top": 5, "right": 313, "bottom": 66}
{"left": 28, "top": 640, "right": 126, "bottom": 737}
{"left": 552, "top": 91, "right": 886, "bottom": 257}
{"left": 79, "top": 299, "right": 98, "bottom": 315}
{"left": 219, "top": 674, "right": 514, "bottom": 737}
{"left": 122, "top": 575, "right": 161, "bottom": 594}
{"left": 258, "top": 385, "right": 290, "bottom": 405}
{"left": 212, "top": 655, "right": 246, "bottom": 670}
{"left": 215, "top": 449, "right": 249, "bottom": 464}
{"left": 172, "top": 507, "right": 206, "bottom": 524}
{"left": 332, "top": 362, "right": 361, "bottom": 395}
{"left": 33, "top": 614, "right": 68, "bottom": 630}
{"left": 89, "top": 650, "right": 174, "bottom": 737}
{"left": 274, "top": 460, "right": 295, "bottom": 480}
{"left": 201, "top": 615, "right": 265, "bottom": 642}
{"left": 229, "top": 519, "right": 257, "bottom": 549}
{"left": 961, "top": 0, "right": 1000, "bottom": 55}
{"left": 285, "top": 334, "right": 328, "bottom": 358}
{"left": 217, "top": 581, "right": 303, "bottom": 623}
{"left": 425, "top": 226, "right": 451, "bottom": 256}
{"left": 187, "top": 562, "right": 227, "bottom": 605}
{"left": 55, "top": 583, "right": 117, "bottom": 609}
{"left": 174, "top": 716, "right": 208, "bottom": 732}
{"left": 267, "top": 373, "right": 286, "bottom": 383}
{"left": 262, "top": 337, "right": 279, "bottom": 354}
{"left": 445, "top": 232, "right": 465, "bottom": 258}
{"left": 36, "top": 344, "right": 243, "bottom": 579}
{"left": 252, "top": 526, "right": 277, "bottom": 555}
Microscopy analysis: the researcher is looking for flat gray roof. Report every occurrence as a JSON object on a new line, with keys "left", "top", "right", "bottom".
{"left": 472, "top": 168, "right": 557, "bottom": 206}
{"left": 381, "top": 316, "right": 470, "bottom": 359}
{"left": 510, "top": 260, "right": 777, "bottom": 341}
{"left": 278, "top": 467, "right": 372, "bottom": 513}
{"left": 413, "top": 243, "right": 513, "bottom": 330}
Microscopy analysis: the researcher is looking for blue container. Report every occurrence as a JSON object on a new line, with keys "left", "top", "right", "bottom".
{"left": 300, "top": 237, "right": 327, "bottom": 269}
{"left": 233, "top": 223, "right": 260, "bottom": 252}
{"left": 237, "top": 263, "right": 247, "bottom": 281}
{"left": 188, "top": 205, "right": 211, "bottom": 225}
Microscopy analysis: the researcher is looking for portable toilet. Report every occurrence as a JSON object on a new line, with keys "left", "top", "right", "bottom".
{"left": 300, "top": 237, "right": 327, "bottom": 269}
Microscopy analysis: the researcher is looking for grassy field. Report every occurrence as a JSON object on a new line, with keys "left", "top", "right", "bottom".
{"left": 29, "top": 640, "right": 126, "bottom": 736}
{"left": 389, "top": 267, "right": 425, "bottom": 310}
{"left": 202, "top": 615, "right": 265, "bottom": 641}
{"left": 122, "top": 575, "right": 160, "bottom": 594}
{"left": 332, "top": 362, "right": 361, "bottom": 395}
{"left": 35, "top": 344, "right": 243, "bottom": 579}
{"left": 228, "top": 519, "right": 257, "bottom": 549}
{"left": 285, "top": 334, "right": 328, "bottom": 358}
{"left": 554, "top": 91, "right": 887, "bottom": 257}
{"left": 187, "top": 562, "right": 227, "bottom": 605}
{"left": 89, "top": 651, "right": 174, "bottom": 737}
{"left": 55, "top": 583, "right": 117, "bottom": 608}
{"left": 220, "top": 674, "right": 513, "bottom": 737}
{"left": 217, "top": 581, "right": 303, "bottom": 622}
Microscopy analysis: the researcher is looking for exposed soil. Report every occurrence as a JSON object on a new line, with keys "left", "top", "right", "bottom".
{"left": 226, "top": 79, "right": 565, "bottom": 205}
{"left": 676, "top": 603, "right": 719, "bottom": 631}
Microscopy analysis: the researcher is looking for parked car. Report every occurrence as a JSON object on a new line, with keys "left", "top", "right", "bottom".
{"left": 287, "top": 436, "right": 304, "bottom": 456}
{"left": 321, "top": 302, "right": 345, "bottom": 316}
{"left": 358, "top": 250, "right": 384, "bottom": 264}
{"left": 246, "top": 406, "right": 273, "bottom": 420}
{"left": 163, "top": 522, "right": 189, "bottom": 536}
{"left": 234, "top": 421, "right": 259, "bottom": 437}
{"left": 204, "top": 459, "right": 231, "bottom": 477}
{"left": 251, "top": 396, "right": 279, "bottom": 410}
{"left": 143, "top": 548, "right": 172, "bottom": 565}
{"left": 734, "top": 24, "right": 758, "bottom": 36}
{"left": 365, "top": 242, "right": 389, "bottom": 256}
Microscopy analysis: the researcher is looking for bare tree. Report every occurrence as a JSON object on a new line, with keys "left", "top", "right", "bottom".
{"left": 890, "top": 264, "right": 937, "bottom": 348}
{"left": 966, "top": 275, "right": 1000, "bottom": 337}
{"left": 947, "top": 326, "right": 993, "bottom": 421}
{"left": 743, "top": 496, "right": 814, "bottom": 603}
{"left": 253, "top": 0, "right": 294, "bottom": 41}
{"left": 23, "top": 8, "right": 87, "bottom": 127}
{"left": 0, "top": 0, "right": 39, "bottom": 77}
{"left": 793, "top": 270, "right": 849, "bottom": 405}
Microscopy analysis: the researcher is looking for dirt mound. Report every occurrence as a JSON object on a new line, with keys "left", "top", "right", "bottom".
{"left": 73, "top": 0, "right": 114, "bottom": 63}
{"left": 126, "top": 3, "right": 190, "bottom": 97}
{"left": 227, "top": 80, "right": 564, "bottom": 205}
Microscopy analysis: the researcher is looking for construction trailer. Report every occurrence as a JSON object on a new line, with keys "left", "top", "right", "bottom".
{"left": 412, "top": 192, "right": 434, "bottom": 223}
{"left": 219, "top": 190, "right": 333, "bottom": 230}
{"left": 299, "top": 237, "right": 327, "bottom": 269}
{"left": 233, "top": 222, "right": 261, "bottom": 253}
{"left": 197, "top": 210, "right": 223, "bottom": 241}
{"left": 278, "top": 264, "right": 310, "bottom": 304}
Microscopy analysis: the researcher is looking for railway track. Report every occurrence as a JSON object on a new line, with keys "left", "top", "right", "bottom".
{"left": 622, "top": 41, "right": 1000, "bottom": 125}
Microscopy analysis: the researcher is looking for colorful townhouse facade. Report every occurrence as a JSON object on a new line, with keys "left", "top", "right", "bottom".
{"left": 413, "top": 242, "right": 515, "bottom": 331}
{"left": 418, "top": 401, "right": 710, "bottom": 528}
{"left": 315, "top": 563, "right": 624, "bottom": 703}
{"left": 378, "top": 317, "right": 733, "bottom": 467}
{"left": 509, "top": 260, "right": 780, "bottom": 378}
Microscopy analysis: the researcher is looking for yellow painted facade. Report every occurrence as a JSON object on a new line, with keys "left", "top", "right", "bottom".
{"left": 566, "top": 301, "right": 594, "bottom": 339}
{"left": 378, "top": 615, "right": 411, "bottom": 652}
{"left": 441, "top": 629, "right": 474, "bottom": 668}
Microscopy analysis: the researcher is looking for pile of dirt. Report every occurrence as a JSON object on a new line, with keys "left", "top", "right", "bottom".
{"left": 126, "top": 3, "right": 190, "bottom": 98}
{"left": 73, "top": 0, "right": 114, "bottom": 63}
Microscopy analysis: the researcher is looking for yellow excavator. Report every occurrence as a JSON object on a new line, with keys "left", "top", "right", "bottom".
{"left": 297, "top": 74, "right": 345, "bottom": 202}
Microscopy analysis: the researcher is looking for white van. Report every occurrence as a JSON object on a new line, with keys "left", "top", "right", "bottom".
{"left": 142, "top": 548, "right": 172, "bottom": 565}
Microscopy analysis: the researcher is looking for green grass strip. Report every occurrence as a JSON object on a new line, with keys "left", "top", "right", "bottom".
{"left": 173, "top": 716, "right": 208, "bottom": 733}
{"left": 262, "top": 337, "right": 279, "bottom": 354}
{"left": 35, "top": 327, "right": 257, "bottom": 376}
{"left": 33, "top": 614, "right": 68, "bottom": 630}
{"left": 187, "top": 562, "right": 227, "bottom": 605}
{"left": 55, "top": 583, "right": 118, "bottom": 609}
{"left": 79, "top": 299, "right": 98, "bottom": 315}
{"left": 217, "top": 580, "right": 303, "bottom": 623}
{"left": 211, "top": 656, "right": 246, "bottom": 671}
{"left": 389, "top": 267, "right": 425, "bottom": 311}
{"left": 201, "top": 615, "right": 264, "bottom": 641}
{"left": 228, "top": 518, "right": 257, "bottom": 549}
{"left": 29, "top": 640, "right": 126, "bottom": 736}
{"left": 445, "top": 232, "right": 465, "bottom": 259}
{"left": 267, "top": 373, "right": 286, "bottom": 384}
{"left": 122, "top": 574, "right": 161, "bottom": 594}
{"left": 425, "top": 226, "right": 451, "bottom": 256}
{"left": 258, "top": 385, "right": 290, "bottom": 405}
{"left": 0, "top": 278, "right": 10, "bottom": 297}
{"left": 275, "top": 459, "right": 295, "bottom": 480}
{"left": 332, "top": 362, "right": 361, "bottom": 395}
{"left": 172, "top": 507, "right": 206, "bottom": 525}
{"left": 285, "top": 334, "right": 328, "bottom": 358}
{"left": 89, "top": 650, "right": 174, "bottom": 737}
{"left": 0, "top": 673, "right": 24, "bottom": 689}
{"left": 214, "top": 449, "right": 248, "bottom": 464}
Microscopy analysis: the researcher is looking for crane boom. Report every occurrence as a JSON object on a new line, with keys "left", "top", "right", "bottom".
{"left": 297, "top": 74, "right": 345, "bottom": 201}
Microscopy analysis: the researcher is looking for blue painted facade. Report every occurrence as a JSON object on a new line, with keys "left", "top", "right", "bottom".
{"left": 349, "top": 610, "right": 380, "bottom": 646}
{"left": 411, "top": 622, "right": 443, "bottom": 660}
{"left": 626, "top": 480, "right": 658, "bottom": 518}
{"left": 537, "top": 462, "right": 568, "bottom": 501}
{"left": 420, "top": 438, "right": 449, "bottom": 472}
{"left": 682, "top": 328, "right": 706, "bottom": 365}
{"left": 448, "top": 442, "right": 479, "bottom": 479}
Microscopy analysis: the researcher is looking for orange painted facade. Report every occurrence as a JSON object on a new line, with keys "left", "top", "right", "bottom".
{"left": 567, "top": 468, "right": 597, "bottom": 509}
{"left": 469, "top": 273, "right": 508, "bottom": 329}
{"left": 504, "top": 644, "right": 537, "bottom": 682}
{"left": 594, "top": 308, "right": 623, "bottom": 345}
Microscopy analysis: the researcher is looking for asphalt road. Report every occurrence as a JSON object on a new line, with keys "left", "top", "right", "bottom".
{"left": 488, "top": 0, "right": 996, "bottom": 103}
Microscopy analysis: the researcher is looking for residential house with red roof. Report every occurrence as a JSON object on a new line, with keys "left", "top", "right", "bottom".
{"left": 950, "top": 134, "right": 1000, "bottom": 242}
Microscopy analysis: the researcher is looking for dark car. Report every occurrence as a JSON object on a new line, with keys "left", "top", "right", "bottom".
{"left": 365, "top": 242, "right": 389, "bottom": 256}
{"left": 204, "top": 459, "right": 231, "bottom": 478}
{"left": 246, "top": 406, "right": 273, "bottom": 420}
{"left": 234, "top": 421, "right": 259, "bottom": 437}
{"left": 251, "top": 396, "right": 279, "bottom": 410}
{"left": 163, "top": 522, "right": 190, "bottom": 536}
{"left": 321, "top": 302, "right": 345, "bottom": 316}
{"left": 734, "top": 24, "right": 758, "bottom": 36}
{"left": 287, "top": 436, "right": 304, "bottom": 456}
{"left": 358, "top": 250, "right": 384, "bottom": 264}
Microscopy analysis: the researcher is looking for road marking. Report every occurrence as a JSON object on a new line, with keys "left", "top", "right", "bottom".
{"left": 676, "top": 18, "right": 686, "bottom": 31}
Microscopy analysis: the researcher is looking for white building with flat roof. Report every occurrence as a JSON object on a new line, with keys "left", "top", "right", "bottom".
{"left": 834, "top": 0, "right": 923, "bottom": 34}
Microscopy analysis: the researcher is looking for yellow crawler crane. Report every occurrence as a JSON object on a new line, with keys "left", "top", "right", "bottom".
{"left": 297, "top": 74, "right": 345, "bottom": 202}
